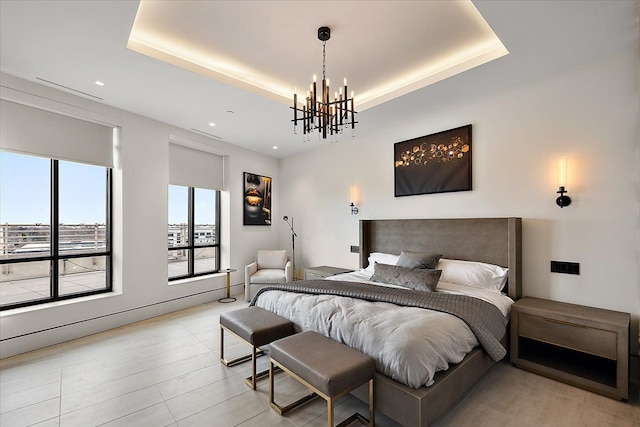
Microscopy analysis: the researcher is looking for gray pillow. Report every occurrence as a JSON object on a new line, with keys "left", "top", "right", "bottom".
{"left": 396, "top": 251, "right": 442, "bottom": 269}
{"left": 371, "top": 262, "right": 442, "bottom": 291}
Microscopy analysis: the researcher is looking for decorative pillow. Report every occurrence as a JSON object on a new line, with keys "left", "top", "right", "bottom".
{"left": 364, "top": 252, "right": 400, "bottom": 274}
{"left": 371, "top": 262, "right": 441, "bottom": 291}
{"left": 437, "top": 258, "right": 508, "bottom": 293}
{"left": 396, "top": 251, "right": 442, "bottom": 269}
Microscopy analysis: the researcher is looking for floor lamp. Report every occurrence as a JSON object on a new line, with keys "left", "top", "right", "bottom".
{"left": 283, "top": 216, "right": 297, "bottom": 280}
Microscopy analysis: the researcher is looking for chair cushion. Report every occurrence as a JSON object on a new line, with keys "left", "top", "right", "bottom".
{"left": 257, "top": 250, "right": 287, "bottom": 270}
{"left": 220, "top": 307, "right": 295, "bottom": 347}
{"left": 250, "top": 269, "right": 287, "bottom": 284}
{"left": 270, "top": 331, "right": 375, "bottom": 397}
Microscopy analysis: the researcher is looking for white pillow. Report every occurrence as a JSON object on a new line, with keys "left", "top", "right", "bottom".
{"left": 364, "top": 252, "right": 400, "bottom": 275}
{"left": 437, "top": 258, "right": 508, "bottom": 294}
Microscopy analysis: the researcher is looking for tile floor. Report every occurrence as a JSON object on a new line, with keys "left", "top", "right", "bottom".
{"left": 0, "top": 296, "right": 638, "bottom": 427}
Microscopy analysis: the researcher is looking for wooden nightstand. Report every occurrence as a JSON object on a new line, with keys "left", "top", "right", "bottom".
{"left": 511, "top": 297, "right": 630, "bottom": 400}
{"left": 304, "top": 266, "right": 353, "bottom": 280}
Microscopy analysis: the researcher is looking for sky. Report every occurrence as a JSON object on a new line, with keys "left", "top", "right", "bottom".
{"left": 1, "top": 151, "right": 106, "bottom": 224}
{"left": 1, "top": 151, "right": 216, "bottom": 225}
{"left": 168, "top": 185, "right": 216, "bottom": 225}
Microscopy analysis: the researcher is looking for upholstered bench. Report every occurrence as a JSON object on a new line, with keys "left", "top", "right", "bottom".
{"left": 269, "top": 331, "right": 375, "bottom": 427}
{"left": 219, "top": 306, "right": 295, "bottom": 389}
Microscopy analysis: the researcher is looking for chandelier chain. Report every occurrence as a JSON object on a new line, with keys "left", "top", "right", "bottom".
{"left": 322, "top": 40, "right": 326, "bottom": 81}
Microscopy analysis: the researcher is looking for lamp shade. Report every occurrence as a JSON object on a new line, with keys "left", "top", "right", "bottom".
{"left": 558, "top": 157, "right": 568, "bottom": 189}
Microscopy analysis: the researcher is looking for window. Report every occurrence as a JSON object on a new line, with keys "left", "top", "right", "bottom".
{"left": 0, "top": 151, "right": 112, "bottom": 310}
{"left": 168, "top": 185, "right": 220, "bottom": 280}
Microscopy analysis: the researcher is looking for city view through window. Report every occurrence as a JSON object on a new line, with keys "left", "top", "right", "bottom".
{"left": 0, "top": 151, "right": 111, "bottom": 309}
{"left": 1, "top": 153, "right": 220, "bottom": 308}
{"left": 168, "top": 185, "right": 219, "bottom": 279}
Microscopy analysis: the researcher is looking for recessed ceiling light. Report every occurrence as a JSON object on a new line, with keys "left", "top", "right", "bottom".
{"left": 272, "top": 146, "right": 278, "bottom": 150}
{"left": 209, "top": 122, "right": 216, "bottom": 127}
{"left": 95, "top": 81, "right": 104, "bottom": 86}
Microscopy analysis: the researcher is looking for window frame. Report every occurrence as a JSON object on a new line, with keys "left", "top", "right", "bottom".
{"left": 168, "top": 186, "right": 220, "bottom": 281}
{"left": 0, "top": 157, "right": 112, "bottom": 311}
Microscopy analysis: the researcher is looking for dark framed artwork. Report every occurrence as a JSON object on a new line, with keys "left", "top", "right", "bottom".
{"left": 394, "top": 124, "right": 472, "bottom": 197}
{"left": 243, "top": 172, "right": 272, "bottom": 225}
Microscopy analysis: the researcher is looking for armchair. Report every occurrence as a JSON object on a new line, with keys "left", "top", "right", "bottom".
{"left": 245, "top": 250, "right": 292, "bottom": 301}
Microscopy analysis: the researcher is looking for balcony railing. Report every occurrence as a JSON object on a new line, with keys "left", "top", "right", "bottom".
{"left": 0, "top": 223, "right": 107, "bottom": 259}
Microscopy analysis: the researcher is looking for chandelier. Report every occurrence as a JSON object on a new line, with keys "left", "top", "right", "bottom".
{"left": 292, "top": 26, "right": 357, "bottom": 141}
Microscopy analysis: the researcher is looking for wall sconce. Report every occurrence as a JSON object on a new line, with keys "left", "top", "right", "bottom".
{"left": 350, "top": 202, "right": 359, "bottom": 215}
{"left": 556, "top": 157, "right": 572, "bottom": 208}
{"left": 350, "top": 185, "right": 359, "bottom": 215}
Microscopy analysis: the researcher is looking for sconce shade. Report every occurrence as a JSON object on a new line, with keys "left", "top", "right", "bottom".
{"left": 349, "top": 185, "right": 359, "bottom": 214}
{"left": 556, "top": 158, "right": 571, "bottom": 208}
{"left": 558, "top": 158, "right": 568, "bottom": 188}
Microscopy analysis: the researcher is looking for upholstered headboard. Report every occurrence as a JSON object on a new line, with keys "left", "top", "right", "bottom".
{"left": 359, "top": 218, "right": 522, "bottom": 300}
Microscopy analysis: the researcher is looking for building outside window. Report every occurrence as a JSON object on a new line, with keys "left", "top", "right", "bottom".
{"left": 168, "top": 185, "right": 220, "bottom": 280}
{"left": 0, "top": 151, "right": 112, "bottom": 310}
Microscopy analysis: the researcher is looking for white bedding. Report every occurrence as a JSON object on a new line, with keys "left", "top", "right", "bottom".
{"left": 254, "top": 270, "right": 513, "bottom": 388}
{"left": 329, "top": 270, "right": 514, "bottom": 317}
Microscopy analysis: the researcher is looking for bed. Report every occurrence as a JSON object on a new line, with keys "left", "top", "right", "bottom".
{"left": 252, "top": 217, "right": 522, "bottom": 426}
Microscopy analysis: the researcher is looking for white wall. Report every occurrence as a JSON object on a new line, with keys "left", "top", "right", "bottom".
{"left": 279, "top": 49, "right": 640, "bottom": 350}
{"left": 0, "top": 74, "right": 281, "bottom": 358}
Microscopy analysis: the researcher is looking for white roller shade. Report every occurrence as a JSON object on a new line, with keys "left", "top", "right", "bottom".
{"left": 169, "top": 143, "right": 224, "bottom": 190}
{"left": 0, "top": 100, "right": 114, "bottom": 167}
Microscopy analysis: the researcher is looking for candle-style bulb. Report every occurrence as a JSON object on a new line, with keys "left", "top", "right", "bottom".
{"left": 313, "top": 74, "right": 317, "bottom": 83}
{"left": 558, "top": 157, "right": 568, "bottom": 189}
{"left": 344, "top": 78, "right": 347, "bottom": 86}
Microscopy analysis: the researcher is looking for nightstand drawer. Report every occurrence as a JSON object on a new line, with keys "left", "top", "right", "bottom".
{"left": 518, "top": 312, "right": 617, "bottom": 360}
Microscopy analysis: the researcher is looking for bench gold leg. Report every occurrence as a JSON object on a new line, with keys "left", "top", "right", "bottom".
{"left": 248, "top": 345, "right": 257, "bottom": 390}
{"left": 220, "top": 325, "right": 265, "bottom": 367}
{"left": 243, "top": 345, "right": 281, "bottom": 389}
{"left": 335, "top": 413, "right": 372, "bottom": 427}
{"left": 330, "top": 379, "right": 376, "bottom": 427}
{"left": 270, "top": 359, "right": 318, "bottom": 415}
{"left": 221, "top": 325, "right": 273, "bottom": 390}
{"left": 269, "top": 360, "right": 275, "bottom": 404}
